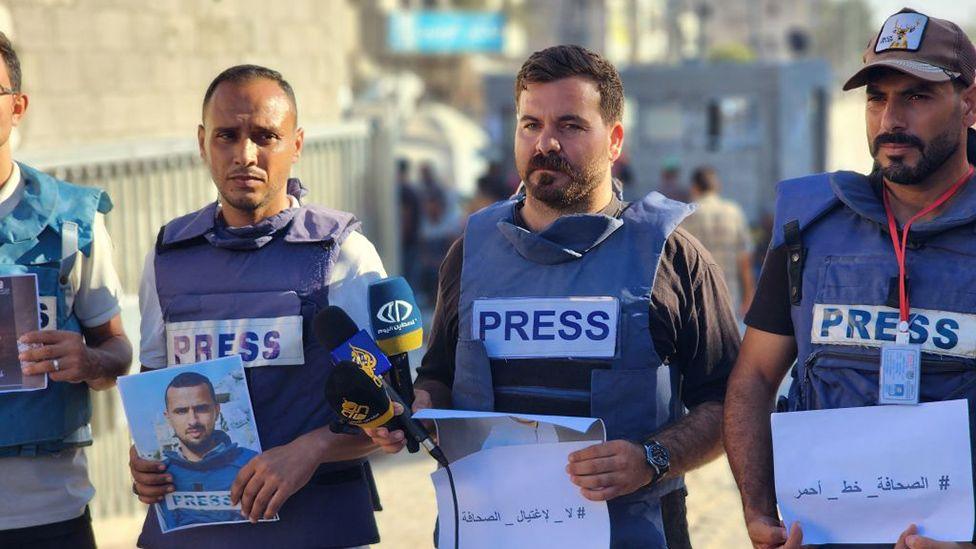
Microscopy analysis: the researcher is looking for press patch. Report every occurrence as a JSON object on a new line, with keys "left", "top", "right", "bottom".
{"left": 875, "top": 12, "right": 928, "bottom": 52}
{"left": 472, "top": 297, "right": 618, "bottom": 359}
{"left": 811, "top": 304, "right": 976, "bottom": 358}
{"left": 166, "top": 315, "right": 304, "bottom": 367}
{"left": 165, "top": 491, "right": 239, "bottom": 511}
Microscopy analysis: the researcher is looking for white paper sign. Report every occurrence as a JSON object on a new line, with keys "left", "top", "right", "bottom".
{"left": 432, "top": 441, "right": 610, "bottom": 549}
{"left": 471, "top": 297, "right": 618, "bottom": 359}
{"left": 772, "top": 400, "right": 974, "bottom": 544}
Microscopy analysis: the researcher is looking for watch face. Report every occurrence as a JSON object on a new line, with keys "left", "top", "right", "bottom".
{"left": 647, "top": 444, "right": 670, "bottom": 467}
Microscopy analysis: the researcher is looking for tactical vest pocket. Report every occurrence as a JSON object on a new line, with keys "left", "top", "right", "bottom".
{"left": 453, "top": 338, "right": 495, "bottom": 411}
{"left": 162, "top": 290, "right": 305, "bottom": 368}
{"left": 801, "top": 349, "right": 976, "bottom": 410}
{"left": 591, "top": 367, "right": 672, "bottom": 441}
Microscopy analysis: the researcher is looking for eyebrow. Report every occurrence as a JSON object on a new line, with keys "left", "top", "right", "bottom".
{"left": 517, "top": 114, "right": 589, "bottom": 125}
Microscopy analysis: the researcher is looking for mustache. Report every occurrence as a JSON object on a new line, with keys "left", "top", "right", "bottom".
{"left": 527, "top": 153, "right": 576, "bottom": 176}
{"left": 874, "top": 133, "right": 924, "bottom": 152}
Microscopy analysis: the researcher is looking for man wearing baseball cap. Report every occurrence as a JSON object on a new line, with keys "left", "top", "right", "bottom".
{"left": 724, "top": 8, "right": 976, "bottom": 548}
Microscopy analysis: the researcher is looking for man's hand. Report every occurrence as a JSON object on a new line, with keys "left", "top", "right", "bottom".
{"left": 745, "top": 516, "right": 804, "bottom": 549}
{"left": 129, "top": 445, "right": 173, "bottom": 505}
{"left": 361, "top": 388, "right": 434, "bottom": 455}
{"left": 230, "top": 436, "right": 321, "bottom": 522}
{"left": 19, "top": 330, "right": 103, "bottom": 383}
{"left": 895, "top": 524, "right": 976, "bottom": 549}
{"left": 566, "top": 440, "right": 652, "bottom": 501}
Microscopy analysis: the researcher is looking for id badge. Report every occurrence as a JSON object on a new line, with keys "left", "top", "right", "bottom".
{"left": 879, "top": 343, "right": 920, "bottom": 405}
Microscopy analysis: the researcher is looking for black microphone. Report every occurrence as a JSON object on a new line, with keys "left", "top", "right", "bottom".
{"left": 314, "top": 306, "right": 446, "bottom": 466}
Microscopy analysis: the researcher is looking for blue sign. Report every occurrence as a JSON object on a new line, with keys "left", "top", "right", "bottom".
{"left": 388, "top": 11, "right": 505, "bottom": 54}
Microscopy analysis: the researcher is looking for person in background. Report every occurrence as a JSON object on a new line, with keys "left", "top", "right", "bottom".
{"left": 680, "top": 166, "right": 755, "bottom": 319}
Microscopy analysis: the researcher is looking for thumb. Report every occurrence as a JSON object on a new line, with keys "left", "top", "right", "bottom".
{"left": 784, "top": 521, "right": 804, "bottom": 548}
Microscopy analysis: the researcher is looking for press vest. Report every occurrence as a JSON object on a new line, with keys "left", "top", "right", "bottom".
{"left": 0, "top": 162, "right": 111, "bottom": 455}
{"left": 772, "top": 169, "right": 976, "bottom": 411}
{"left": 139, "top": 186, "right": 379, "bottom": 548}
{"left": 455, "top": 192, "right": 693, "bottom": 548}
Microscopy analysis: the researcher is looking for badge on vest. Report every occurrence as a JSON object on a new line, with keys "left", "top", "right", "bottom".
{"left": 39, "top": 296, "right": 57, "bottom": 331}
{"left": 472, "top": 297, "right": 618, "bottom": 359}
{"left": 811, "top": 304, "right": 975, "bottom": 358}
{"left": 165, "top": 316, "right": 305, "bottom": 367}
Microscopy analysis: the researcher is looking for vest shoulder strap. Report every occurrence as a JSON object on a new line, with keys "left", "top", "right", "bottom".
{"left": 770, "top": 173, "right": 843, "bottom": 249}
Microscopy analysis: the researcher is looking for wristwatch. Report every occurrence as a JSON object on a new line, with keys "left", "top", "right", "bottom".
{"left": 642, "top": 440, "right": 670, "bottom": 486}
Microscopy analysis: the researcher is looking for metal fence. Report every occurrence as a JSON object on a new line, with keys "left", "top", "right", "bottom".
{"left": 19, "top": 119, "right": 397, "bottom": 521}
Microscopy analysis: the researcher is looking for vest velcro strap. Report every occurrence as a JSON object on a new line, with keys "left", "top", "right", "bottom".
{"left": 311, "top": 463, "right": 367, "bottom": 486}
{"left": 59, "top": 221, "right": 79, "bottom": 315}
{"left": 490, "top": 359, "right": 608, "bottom": 391}
{"left": 0, "top": 438, "right": 91, "bottom": 458}
{"left": 783, "top": 220, "right": 806, "bottom": 306}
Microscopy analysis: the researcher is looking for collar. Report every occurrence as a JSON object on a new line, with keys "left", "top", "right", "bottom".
{"left": 499, "top": 195, "right": 626, "bottom": 265}
{"left": 0, "top": 162, "right": 58, "bottom": 245}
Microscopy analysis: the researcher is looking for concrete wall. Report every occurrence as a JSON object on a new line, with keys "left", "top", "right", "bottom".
{"left": 0, "top": 0, "right": 358, "bottom": 151}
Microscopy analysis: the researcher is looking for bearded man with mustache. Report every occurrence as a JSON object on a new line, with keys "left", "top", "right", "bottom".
{"left": 363, "top": 44, "right": 740, "bottom": 549}
{"left": 724, "top": 7, "right": 976, "bottom": 548}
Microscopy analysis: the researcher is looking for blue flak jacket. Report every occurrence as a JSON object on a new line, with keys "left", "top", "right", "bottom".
{"left": 455, "top": 191, "right": 694, "bottom": 549}
{"left": 0, "top": 163, "right": 111, "bottom": 455}
{"left": 139, "top": 180, "right": 380, "bottom": 549}
{"left": 773, "top": 145, "right": 976, "bottom": 412}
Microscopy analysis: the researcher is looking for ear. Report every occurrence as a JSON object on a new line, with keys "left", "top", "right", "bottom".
{"left": 962, "top": 84, "right": 976, "bottom": 128}
{"left": 608, "top": 121, "right": 624, "bottom": 162}
{"left": 293, "top": 126, "right": 304, "bottom": 164}
{"left": 10, "top": 92, "right": 27, "bottom": 127}
{"left": 197, "top": 124, "right": 206, "bottom": 162}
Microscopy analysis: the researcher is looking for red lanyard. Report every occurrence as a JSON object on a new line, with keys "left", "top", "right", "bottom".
{"left": 882, "top": 165, "right": 975, "bottom": 330}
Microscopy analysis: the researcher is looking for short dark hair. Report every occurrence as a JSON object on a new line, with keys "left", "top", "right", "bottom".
{"left": 691, "top": 166, "right": 719, "bottom": 193}
{"left": 0, "top": 32, "right": 21, "bottom": 92}
{"left": 515, "top": 45, "right": 624, "bottom": 124}
{"left": 201, "top": 64, "right": 297, "bottom": 122}
{"left": 165, "top": 372, "right": 217, "bottom": 409}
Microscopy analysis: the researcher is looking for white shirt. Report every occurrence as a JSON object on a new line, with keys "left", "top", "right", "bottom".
{"left": 0, "top": 161, "right": 124, "bottom": 530}
{"left": 138, "top": 202, "right": 387, "bottom": 369}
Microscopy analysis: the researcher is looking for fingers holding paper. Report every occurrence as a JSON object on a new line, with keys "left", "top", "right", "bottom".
{"left": 566, "top": 440, "right": 652, "bottom": 501}
{"left": 895, "top": 524, "right": 976, "bottom": 549}
{"left": 129, "top": 444, "right": 173, "bottom": 505}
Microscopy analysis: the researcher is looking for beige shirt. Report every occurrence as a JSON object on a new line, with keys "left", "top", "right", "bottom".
{"left": 0, "top": 161, "right": 124, "bottom": 530}
{"left": 680, "top": 193, "right": 752, "bottom": 310}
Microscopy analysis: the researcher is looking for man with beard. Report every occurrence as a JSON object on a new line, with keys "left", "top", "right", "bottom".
{"left": 363, "top": 45, "right": 739, "bottom": 548}
{"left": 158, "top": 372, "right": 258, "bottom": 529}
{"left": 724, "top": 8, "right": 976, "bottom": 548}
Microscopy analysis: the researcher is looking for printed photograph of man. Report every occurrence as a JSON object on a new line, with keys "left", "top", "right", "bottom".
{"left": 158, "top": 371, "right": 258, "bottom": 530}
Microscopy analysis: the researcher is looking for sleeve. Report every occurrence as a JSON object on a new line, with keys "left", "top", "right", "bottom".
{"left": 650, "top": 229, "right": 740, "bottom": 408}
{"left": 415, "top": 237, "right": 464, "bottom": 389}
{"left": 325, "top": 231, "right": 388, "bottom": 332}
{"left": 138, "top": 247, "right": 168, "bottom": 369}
{"left": 743, "top": 244, "right": 795, "bottom": 335}
{"left": 72, "top": 213, "right": 123, "bottom": 328}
